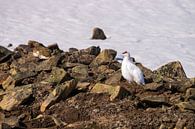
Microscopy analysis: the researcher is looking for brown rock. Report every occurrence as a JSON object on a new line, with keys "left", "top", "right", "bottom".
{"left": 71, "top": 65, "right": 88, "bottom": 80}
{"left": 78, "top": 54, "right": 96, "bottom": 65}
{"left": 185, "top": 88, "right": 195, "bottom": 101}
{"left": 176, "top": 101, "right": 195, "bottom": 112}
{"left": 154, "top": 61, "right": 187, "bottom": 80}
{"left": 76, "top": 82, "right": 90, "bottom": 91}
{"left": 2, "top": 71, "right": 37, "bottom": 90}
{"left": 0, "top": 72, "right": 9, "bottom": 85}
{"left": 40, "top": 79, "right": 77, "bottom": 112}
{"left": 105, "top": 70, "right": 122, "bottom": 85}
{"left": 0, "top": 84, "right": 33, "bottom": 111}
{"left": 143, "top": 82, "right": 164, "bottom": 91}
{"left": 90, "top": 49, "right": 117, "bottom": 67}
{"left": 80, "top": 46, "right": 101, "bottom": 56}
{"left": 91, "top": 83, "right": 130, "bottom": 101}
{"left": 174, "top": 118, "right": 187, "bottom": 129}
{"left": 44, "top": 67, "right": 68, "bottom": 84}
{"left": 140, "top": 95, "right": 170, "bottom": 107}
{"left": 91, "top": 27, "right": 107, "bottom": 40}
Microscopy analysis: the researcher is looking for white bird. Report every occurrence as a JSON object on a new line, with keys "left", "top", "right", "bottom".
{"left": 121, "top": 51, "right": 145, "bottom": 85}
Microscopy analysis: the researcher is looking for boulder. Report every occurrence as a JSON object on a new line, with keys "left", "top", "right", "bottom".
{"left": 14, "top": 44, "right": 32, "bottom": 56}
{"left": 91, "top": 27, "right": 107, "bottom": 40}
{"left": 71, "top": 65, "right": 88, "bottom": 80}
{"left": 90, "top": 49, "right": 117, "bottom": 67}
{"left": 153, "top": 61, "right": 187, "bottom": 80}
{"left": 40, "top": 79, "right": 77, "bottom": 112}
{"left": 91, "top": 83, "right": 130, "bottom": 101}
{"left": 0, "top": 72, "right": 9, "bottom": 85}
{"left": 0, "top": 84, "right": 33, "bottom": 111}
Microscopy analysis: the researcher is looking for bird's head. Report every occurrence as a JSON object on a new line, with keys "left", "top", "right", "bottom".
{"left": 122, "top": 51, "right": 130, "bottom": 58}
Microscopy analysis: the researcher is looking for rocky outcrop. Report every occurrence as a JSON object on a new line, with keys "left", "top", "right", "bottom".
{"left": 0, "top": 41, "right": 194, "bottom": 129}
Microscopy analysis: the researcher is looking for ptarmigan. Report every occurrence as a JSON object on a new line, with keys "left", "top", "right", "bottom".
{"left": 121, "top": 51, "right": 145, "bottom": 85}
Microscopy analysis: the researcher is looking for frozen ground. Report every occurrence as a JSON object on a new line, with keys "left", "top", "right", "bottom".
{"left": 0, "top": 0, "right": 195, "bottom": 77}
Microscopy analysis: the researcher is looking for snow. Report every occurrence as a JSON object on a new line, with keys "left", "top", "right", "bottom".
{"left": 0, "top": 0, "right": 195, "bottom": 77}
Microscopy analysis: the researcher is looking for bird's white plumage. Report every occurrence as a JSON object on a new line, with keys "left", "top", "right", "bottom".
{"left": 121, "top": 52, "right": 145, "bottom": 85}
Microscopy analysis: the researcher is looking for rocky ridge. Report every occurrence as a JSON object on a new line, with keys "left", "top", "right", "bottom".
{"left": 0, "top": 40, "right": 194, "bottom": 129}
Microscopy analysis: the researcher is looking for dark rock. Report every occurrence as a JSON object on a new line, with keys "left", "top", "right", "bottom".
{"left": 91, "top": 27, "right": 107, "bottom": 40}
{"left": 47, "top": 43, "right": 60, "bottom": 51}
{"left": 69, "top": 48, "right": 78, "bottom": 52}
{"left": 0, "top": 84, "right": 33, "bottom": 111}
{"left": 7, "top": 43, "right": 13, "bottom": 47}
{"left": 40, "top": 79, "right": 77, "bottom": 112}
{"left": 91, "top": 83, "right": 130, "bottom": 101}
{"left": 0, "top": 46, "right": 13, "bottom": 63}
{"left": 153, "top": 61, "right": 187, "bottom": 80}
{"left": 78, "top": 54, "right": 96, "bottom": 65}
{"left": 14, "top": 44, "right": 32, "bottom": 56}
{"left": 80, "top": 46, "right": 101, "bottom": 56}
{"left": 90, "top": 49, "right": 117, "bottom": 67}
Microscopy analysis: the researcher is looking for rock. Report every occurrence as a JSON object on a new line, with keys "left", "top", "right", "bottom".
{"left": 24, "top": 115, "right": 57, "bottom": 128}
{"left": 78, "top": 54, "right": 96, "bottom": 65}
{"left": 0, "top": 84, "right": 33, "bottom": 111}
{"left": 69, "top": 48, "right": 78, "bottom": 52}
{"left": 76, "top": 82, "right": 90, "bottom": 91}
{"left": 90, "top": 49, "right": 117, "bottom": 67}
{"left": 91, "top": 27, "right": 107, "bottom": 40}
{"left": 105, "top": 70, "right": 122, "bottom": 85}
{"left": 0, "top": 72, "right": 9, "bottom": 85}
{"left": 80, "top": 46, "right": 101, "bottom": 56}
{"left": 36, "top": 55, "right": 61, "bottom": 71}
{"left": 28, "top": 40, "right": 51, "bottom": 59}
{"left": 40, "top": 79, "right": 77, "bottom": 112}
{"left": 174, "top": 118, "right": 187, "bottom": 129}
{"left": 143, "top": 82, "right": 164, "bottom": 91}
{"left": 0, "top": 62, "right": 10, "bottom": 71}
{"left": 44, "top": 67, "right": 68, "bottom": 84}
{"left": 140, "top": 95, "right": 170, "bottom": 107}
{"left": 91, "top": 83, "right": 130, "bottom": 101}
{"left": 185, "top": 88, "right": 195, "bottom": 101}
{"left": 164, "top": 79, "right": 194, "bottom": 93}
{"left": 0, "top": 116, "right": 20, "bottom": 128}
{"left": 2, "top": 71, "right": 37, "bottom": 90}
{"left": 14, "top": 44, "right": 32, "bottom": 56}
{"left": 176, "top": 101, "right": 195, "bottom": 112}
{"left": 7, "top": 43, "right": 13, "bottom": 48}
{"left": 47, "top": 43, "right": 60, "bottom": 51}
{"left": 71, "top": 65, "right": 88, "bottom": 80}
{"left": 154, "top": 61, "right": 187, "bottom": 80}
{"left": 0, "top": 46, "right": 13, "bottom": 63}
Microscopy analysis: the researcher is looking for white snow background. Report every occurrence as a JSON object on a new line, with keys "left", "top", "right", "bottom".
{"left": 0, "top": 0, "right": 195, "bottom": 77}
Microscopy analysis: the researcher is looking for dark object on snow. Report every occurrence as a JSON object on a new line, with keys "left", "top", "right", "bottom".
{"left": 91, "top": 27, "right": 107, "bottom": 40}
